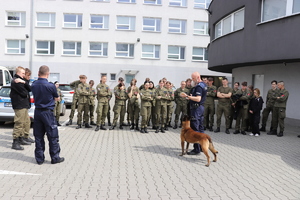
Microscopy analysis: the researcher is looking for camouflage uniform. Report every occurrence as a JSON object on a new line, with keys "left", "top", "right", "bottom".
{"left": 127, "top": 86, "right": 140, "bottom": 129}
{"left": 261, "top": 88, "right": 279, "bottom": 130}
{"left": 76, "top": 82, "right": 91, "bottom": 125}
{"left": 111, "top": 86, "right": 128, "bottom": 127}
{"left": 96, "top": 83, "right": 111, "bottom": 126}
{"left": 166, "top": 88, "right": 175, "bottom": 128}
{"left": 155, "top": 87, "right": 168, "bottom": 132}
{"left": 204, "top": 85, "right": 217, "bottom": 129}
{"left": 235, "top": 89, "right": 251, "bottom": 132}
{"left": 140, "top": 88, "right": 155, "bottom": 132}
{"left": 68, "top": 80, "right": 81, "bottom": 122}
{"left": 53, "top": 87, "right": 62, "bottom": 122}
{"left": 89, "top": 86, "right": 96, "bottom": 124}
{"left": 173, "top": 87, "right": 189, "bottom": 127}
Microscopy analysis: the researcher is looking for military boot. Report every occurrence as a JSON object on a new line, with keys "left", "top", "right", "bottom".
{"left": 57, "top": 121, "right": 62, "bottom": 126}
{"left": 95, "top": 126, "right": 100, "bottom": 131}
{"left": 76, "top": 124, "right": 82, "bottom": 129}
{"left": 161, "top": 127, "right": 165, "bottom": 133}
{"left": 19, "top": 137, "right": 31, "bottom": 145}
{"left": 155, "top": 127, "right": 159, "bottom": 133}
{"left": 130, "top": 123, "right": 135, "bottom": 130}
{"left": 259, "top": 126, "right": 266, "bottom": 132}
{"left": 109, "top": 125, "right": 115, "bottom": 130}
{"left": 267, "top": 129, "right": 277, "bottom": 135}
{"left": 135, "top": 124, "right": 140, "bottom": 131}
{"left": 12, "top": 138, "right": 24, "bottom": 150}
{"left": 107, "top": 118, "right": 111, "bottom": 126}
{"left": 90, "top": 121, "right": 97, "bottom": 126}
{"left": 100, "top": 125, "right": 107, "bottom": 130}
{"left": 144, "top": 127, "right": 148, "bottom": 133}
{"left": 140, "top": 128, "right": 145, "bottom": 133}
{"left": 66, "top": 119, "right": 72, "bottom": 126}
{"left": 173, "top": 124, "right": 178, "bottom": 129}
{"left": 167, "top": 122, "right": 172, "bottom": 127}
{"left": 85, "top": 123, "right": 92, "bottom": 128}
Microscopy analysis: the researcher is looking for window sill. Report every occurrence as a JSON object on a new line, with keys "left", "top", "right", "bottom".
{"left": 62, "top": 27, "right": 82, "bottom": 29}
{"left": 143, "top": 3, "right": 162, "bottom": 6}
{"left": 142, "top": 30, "right": 161, "bottom": 33}
{"left": 35, "top": 26, "right": 56, "bottom": 28}
{"left": 35, "top": 54, "right": 55, "bottom": 56}
{"left": 169, "top": 5, "right": 187, "bottom": 8}
{"left": 88, "top": 55, "right": 108, "bottom": 58}
{"left": 115, "top": 56, "right": 134, "bottom": 59}
{"left": 168, "top": 32, "right": 187, "bottom": 35}
{"left": 193, "top": 33, "right": 209, "bottom": 36}
{"left": 257, "top": 12, "right": 300, "bottom": 26}
{"left": 116, "top": 2, "right": 136, "bottom": 4}
{"left": 91, "top": 0, "right": 110, "bottom": 2}
{"left": 167, "top": 59, "right": 186, "bottom": 61}
{"left": 89, "top": 28, "right": 109, "bottom": 30}
{"left": 5, "top": 53, "right": 25, "bottom": 55}
{"left": 141, "top": 57, "right": 160, "bottom": 60}
{"left": 61, "top": 55, "right": 81, "bottom": 57}
{"left": 115, "top": 29, "right": 135, "bottom": 32}
{"left": 192, "top": 60, "right": 208, "bottom": 63}
{"left": 211, "top": 28, "right": 244, "bottom": 43}
{"left": 5, "top": 25, "right": 25, "bottom": 27}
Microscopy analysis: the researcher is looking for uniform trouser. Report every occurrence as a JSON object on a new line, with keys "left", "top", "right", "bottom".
{"left": 148, "top": 104, "right": 156, "bottom": 126}
{"left": 129, "top": 102, "right": 140, "bottom": 125}
{"left": 229, "top": 105, "right": 235, "bottom": 128}
{"left": 112, "top": 104, "right": 126, "bottom": 126}
{"left": 250, "top": 113, "right": 260, "bottom": 134}
{"left": 107, "top": 103, "right": 111, "bottom": 122}
{"left": 271, "top": 107, "right": 286, "bottom": 133}
{"left": 261, "top": 106, "right": 273, "bottom": 128}
{"left": 190, "top": 105, "right": 204, "bottom": 153}
{"left": 89, "top": 104, "right": 95, "bottom": 122}
{"left": 126, "top": 101, "right": 130, "bottom": 122}
{"left": 96, "top": 102, "right": 109, "bottom": 126}
{"left": 155, "top": 104, "right": 167, "bottom": 127}
{"left": 141, "top": 105, "right": 151, "bottom": 127}
{"left": 77, "top": 103, "right": 89, "bottom": 125}
{"left": 216, "top": 103, "right": 231, "bottom": 129}
{"left": 13, "top": 109, "right": 30, "bottom": 139}
{"left": 33, "top": 109, "right": 60, "bottom": 163}
{"left": 174, "top": 103, "right": 187, "bottom": 125}
{"left": 69, "top": 96, "right": 78, "bottom": 120}
{"left": 53, "top": 102, "right": 61, "bottom": 121}
{"left": 166, "top": 103, "right": 173, "bottom": 124}
{"left": 204, "top": 103, "right": 215, "bottom": 128}
{"left": 235, "top": 107, "right": 249, "bottom": 131}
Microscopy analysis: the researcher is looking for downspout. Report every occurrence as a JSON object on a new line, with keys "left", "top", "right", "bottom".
{"left": 29, "top": 0, "right": 34, "bottom": 71}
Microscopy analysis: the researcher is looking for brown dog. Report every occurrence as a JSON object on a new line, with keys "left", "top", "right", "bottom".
{"left": 179, "top": 116, "right": 218, "bottom": 167}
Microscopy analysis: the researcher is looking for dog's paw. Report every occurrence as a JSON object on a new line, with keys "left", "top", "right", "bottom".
{"left": 205, "top": 164, "right": 210, "bottom": 167}
{"left": 213, "top": 160, "right": 217, "bottom": 162}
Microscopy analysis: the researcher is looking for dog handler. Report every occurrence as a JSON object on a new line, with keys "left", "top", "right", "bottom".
{"left": 181, "top": 72, "right": 207, "bottom": 155}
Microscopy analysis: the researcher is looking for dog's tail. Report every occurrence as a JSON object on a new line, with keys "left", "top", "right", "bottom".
{"left": 208, "top": 137, "right": 218, "bottom": 154}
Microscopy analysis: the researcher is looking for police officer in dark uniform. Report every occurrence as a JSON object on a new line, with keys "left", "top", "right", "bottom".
{"left": 31, "top": 65, "right": 64, "bottom": 165}
{"left": 182, "top": 72, "right": 207, "bottom": 155}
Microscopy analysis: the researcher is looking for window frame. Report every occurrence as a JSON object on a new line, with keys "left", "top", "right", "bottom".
{"left": 144, "top": 0, "right": 161, "bottom": 5}
{"left": 194, "top": 0, "right": 211, "bottom": 9}
{"left": 117, "top": 0, "right": 136, "bottom": 3}
{"left": 63, "top": 13, "right": 83, "bottom": 28}
{"left": 36, "top": 12, "right": 56, "bottom": 27}
{"left": 192, "top": 47, "right": 208, "bottom": 61}
{"left": 62, "top": 41, "right": 82, "bottom": 56}
{"left": 115, "top": 43, "right": 134, "bottom": 58}
{"left": 6, "top": 11, "right": 26, "bottom": 26}
{"left": 116, "top": 16, "right": 136, "bottom": 31}
{"left": 167, "top": 45, "right": 185, "bottom": 60}
{"left": 90, "top": 14, "right": 109, "bottom": 29}
{"left": 89, "top": 42, "right": 108, "bottom": 57}
{"left": 193, "top": 21, "right": 209, "bottom": 35}
{"left": 6, "top": 40, "right": 25, "bottom": 54}
{"left": 169, "top": 0, "right": 187, "bottom": 7}
{"left": 36, "top": 41, "right": 55, "bottom": 55}
{"left": 168, "top": 19, "right": 187, "bottom": 34}
{"left": 91, "top": 0, "right": 110, "bottom": 2}
{"left": 141, "top": 44, "right": 160, "bottom": 59}
{"left": 142, "top": 17, "right": 161, "bottom": 32}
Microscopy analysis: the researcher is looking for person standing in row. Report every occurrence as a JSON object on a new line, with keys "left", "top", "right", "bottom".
{"left": 173, "top": 81, "right": 189, "bottom": 129}
{"left": 155, "top": 80, "right": 168, "bottom": 133}
{"left": 31, "top": 65, "right": 64, "bottom": 165}
{"left": 140, "top": 82, "right": 154, "bottom": 133}
{"left": 249, "top": 88, "right": 264, "bottom": 136}
{"left": 215, "top": 78, "right": 232, "bottom": 134}
{"left": 165, "top": 81, "right": 174, "bottom": 130}
{"left": 110, "top": 82, "right": 128, "bottom": 130}
{"left": 88, "top": 80, "right": 97, "bottom": 126}
{"left": 148, "top": 81, "right": 156, "bottom": 129}
{"left": 260, "top": 80, "right": 278, "bottom": 132}
{"left": 66, "top": 77, "right": 81, "bottom": 126}
{"left": 127, "top": 79, "right": 140, "bottom": 131}
{"left": 53, "top": 81, "right": 63, "bottom": 126}
{"left": 76, "top": 75, "right": 92, "bottom": 129}
{"left": 95, "top": 75, "right": 111, "bottom": 131}
{"left": 230, "top": 82, "right": 240, "bottom": 129}
{"left": 203, "top": 77, "right": 217, "bottom": 132}
{"left": 268, "top": 81, "right": 289, "bottom": 137}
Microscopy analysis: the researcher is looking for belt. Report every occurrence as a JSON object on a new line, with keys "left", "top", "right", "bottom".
{"left": 36, "top": 108, "right": 53, "bottom": 111}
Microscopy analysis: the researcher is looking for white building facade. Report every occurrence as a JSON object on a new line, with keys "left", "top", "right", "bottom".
{"left": 0, "top": 0, "right": 229, "bottom": 87}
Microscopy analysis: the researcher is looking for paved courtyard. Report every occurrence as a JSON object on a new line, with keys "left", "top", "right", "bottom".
{"left": 0, "top": 109, "right": 300, "bottom": 200}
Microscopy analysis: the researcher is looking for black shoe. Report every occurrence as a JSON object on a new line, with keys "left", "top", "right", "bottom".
{"left": 167, "top": 122, "right": 172, "bottom": 127}
{"left": 130, "top": 123, "right": 135, "bottom": 130}
{"left": 135, "top": 124, "right": 140, "bottom": 131}
{"left": 233, "top": 130, "right": 240, "bottom": 134}
{"left": 204, "top": 126, "right": 206, "bottom": 130}
{"left": 37, "top": 161, "right": 44, "bottom": 165}
{"left": 66, "top": 119, "right": 72, "bottom": 126}
{"left": 23, "top": 137, "right": 35, "bottom": 143}
{"left": 95, "top": 126, "right": 100, "bottom": 131}
{"left": 100, "top": 125, "right": 107, "bottom": 130}
{"left": 187, "top": 151, "right": 200, "bottom": 155}
{"left": 260, "top": 127, "right": 266, "bottom": 132}
{"left": 155, "top": 128, "right": 159, "bottom": 133}
{"left": 19, "top": 137, "right": 31, "bottom": 145}
{"left": 209, "top": 126, "right": 213, "bottom": 132}
{"left": 225, "top": 129, "right": 230, "bottom": 134}
{"left": 152, "top": 126, "right": 156, "bottom": 129}
{"left": 57, "top": 121, "right": 61, "bottom": 126}
{"left": 108, "top": 122, "right": 111, "bottom": 126}
{"left": 297, "top": 135, "right": 300, "bottom": 138}
{"left": 12, "top": 139, "right": 24, "bottom": 150}
{"left": 277, "top": 132, "right": 283, "bottom": 137}
{"left": 119, "top": 125, "right": 123, "bottom": 129}
{"left": 165, "top": 126, "right": 168, "bottom": 131}
{"left": 109, "top": 126, "right": 115, "bottom": 130}
{"left": 241, "top": 131, "right": 246, "bottom": 135}
{"left": 51, "top": 157, "right": 65, "bottom": 164}
{"left": 179, "top": 125, "right": 182, "bottom": 128}
{"left": 214, "top": 127, "right": 220, "bottom": 133}
{"left": 121, "top": 123, "right": 128, "bottom": 126}
{"left": 85, "top": 123, "right": 92, "bottom": 128}
{"left": 267, "top": 130, "right": 277, "bottom": 135}
{"left": 161, "top": 127, "right": 165, "bottom": 133}
{"left": 144, "top": 127, "right": 148, "bottom": 133}
{"left": 140, "top": 128, "right": 145, "bottom": 133}
{"left": 173, "top": 125, "right": 177, "bottom": 129}
{"left": 90, "top": 121, "right": 97, "bottom": 126}
{"left": 76, "top": 124, "right": 82, "bottom": 129}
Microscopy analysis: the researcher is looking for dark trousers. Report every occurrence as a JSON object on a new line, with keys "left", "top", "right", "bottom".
{"left": 190, "top": 105, "right": 204, "bottom": 153}
{"left": 33, "top": 109, "right": 61, "bottom": 163}
{"left": 251, "top": 113, "right": 260, "bottom": 134}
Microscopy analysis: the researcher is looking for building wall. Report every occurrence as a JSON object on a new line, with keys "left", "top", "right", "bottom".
{"left": 0, "top": 0, "right": 230, "bottom": 87}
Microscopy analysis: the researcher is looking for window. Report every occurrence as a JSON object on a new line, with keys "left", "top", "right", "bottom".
{"left": 168, "top": 46, "right": 185, "bottom": 60}
{"left": 91, "top": 0, "right": 110, "bottom": 1}
{"left": 142, "top": 44, "right": 160, "bottom": 59}
{"left": 116, "top": 16, "right": 135, "bottom": 30}
{"left": 63, "top": 14, "right": 82, "bottom": 28}
{"left": 192, "top": 47, "right": 208, "bottom": 61}
{"left": 110, "top": 73, "right": 116, "bottom": 81}
{"left": 36, "top": 41, "right": 55, "bottom": 55}
{"left": 63, "top": 41, "right": 81, "bottom": 55}
{"left": 144, "top": 0, "right": 161, "bottom": 5}
{"left": 116, "top": 43, "right": 134, "bottom": 57}
{"left": 6, "top": 12, "right": 26, "bottom": 26}
{"left": 36, "top": 13, "right": 55, "bottom": 27}
{"left": 143, "top": 17, "right": 161, "bottom": 32}
{"left": 169, "top": 19, "right": 186, "bottom": 34}
{"left": 117, "top": 0, "right": 135, "bottom": 2}
{"left": 169, "top": 0, "right": 187, "bottom": 7}
{"left": 194, "top": 21, "right": 208, "bottom": 35}
{"left": 214, "top": 8, "right": 244, "bottom": 39}
{"left": 89, "top": 42, "right": 108, "bottom": 56}
{"left": 6, "top": 40, "right": 25, "bottom": 54}
{"left": 90, "top": 15, "right": 109, "bottom": 29}
{"left": 262, "top": 0, "right": 300, "bottom": 22}
{"left": 194, "top": 0, "right": 211, "bottom": 9}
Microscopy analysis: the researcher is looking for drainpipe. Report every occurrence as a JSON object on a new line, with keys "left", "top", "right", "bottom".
{"left": 29, "top": 0, "right": 34, "bottom": 71}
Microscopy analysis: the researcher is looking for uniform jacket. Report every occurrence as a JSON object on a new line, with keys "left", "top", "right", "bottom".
{"left": 237, "top": 88, "right": 251, "bottom": 109}
{"left": 166, "top": 88, "right": 175, "bottom": 106}
{"left": 140, "top": 88, "right": 154, "bottom": 107}
{"left": 205, "top": 85, "right": 217, "bottom": 105}
{"left": 96, "top": 83, "right": 111, "bottom": 104}
{"left": 174, "top": 87, "right": 189, "bottom": 105}
{"left": 89, "top": 87, "right": 96, "bottom": 106}
{"left": 155, "top": 87, "right": 168, "bottom": 106}
{"left": 266, "top": 88, "right": 279, "bottom": 107}
{"left": 70, "top": 80, "right": 81, "bottom": 99}
{"left": 77, "top": 82, "right": 90, "bottom": 104}
{"left": 10, "top": 74, "right": 30, "bottom": 109}
{"left": 274, "top": 88, "right": 289, "bottom": 108}
{"left": 217, "top": 86, "right": 233, "bottom": 105}
{"left": 249, "top": 96, "right": 264, "bottom": 114}
{"left": 127, "top": 86, "right": 139, "bottom": 105}
{"left": 114, "top": 87, "right": 128, "bottom": 106}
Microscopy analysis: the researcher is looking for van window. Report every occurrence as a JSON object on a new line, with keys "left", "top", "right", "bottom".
{"left": 5, "top": 71, "right": 12, "bottom": 84}
{"left": 0, "top": 71, "right": 3, "bottom": 86}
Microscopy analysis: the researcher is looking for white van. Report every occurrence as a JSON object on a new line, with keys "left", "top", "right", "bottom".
{"left": 0, "top": 66, "right": 12, "bottom": 88}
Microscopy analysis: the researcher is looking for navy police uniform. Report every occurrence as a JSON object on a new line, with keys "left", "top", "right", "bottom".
{"left": 189, "top": 82, "right": 207, "bottom": 153}
{"left": 31, "top": 78, "right": 61, "bottom": 164}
